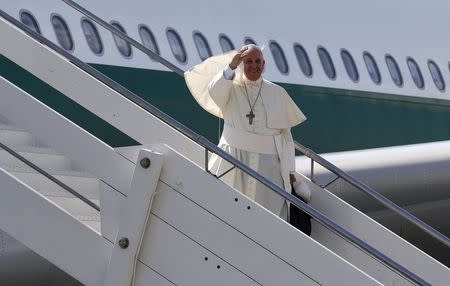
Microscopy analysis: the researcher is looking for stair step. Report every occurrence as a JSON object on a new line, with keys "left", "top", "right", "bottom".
{"left": 0, "top": 129, "right": 33, "bottom": 147}
{"left": 0, "top": 123, "right": 25, "bottom": 132}
{"left": 46, "top": 196, "right": 101, "bottom": 233}
{"left": 46, "top": 196, "right": 100, "bottom": 217}
{"left": 6, "top": 167, "right": 100, "bottom": 199}
{"left": 45, "top": 196, "right": 100, "bottom": 216}
{"left": 0, "top": 147, "right": 71, "bottom": 171}
{"left": 82, "top": 220, "right": 101, "bottom": 233}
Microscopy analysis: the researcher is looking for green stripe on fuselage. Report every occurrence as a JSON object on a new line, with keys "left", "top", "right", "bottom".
{"left": 94, "top": 63, "right": 450, "bottom": 153}
{"left": 2, "top": 55, "right": 450, "bottom": 153}
{"left": 0, "top": 55, "right": 137, "bottom": 147}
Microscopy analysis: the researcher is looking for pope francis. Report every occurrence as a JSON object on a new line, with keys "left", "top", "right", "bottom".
{"left": 185, "top": 45, "right": 306, "bottom": 220}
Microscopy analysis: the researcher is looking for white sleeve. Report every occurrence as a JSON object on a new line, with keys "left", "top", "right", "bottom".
{"left": 282, "top": 128, "right": 296, "bottom": 173}
{"left": 207, "top": 70, "right": 233, "bottom": 109}
{"left": 223, "top": 65, "right": 236, "bottom": 80}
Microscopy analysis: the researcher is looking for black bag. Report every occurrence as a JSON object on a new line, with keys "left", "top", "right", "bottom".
{"left": 289, "top": 185, "right": 312, "bottom": 236}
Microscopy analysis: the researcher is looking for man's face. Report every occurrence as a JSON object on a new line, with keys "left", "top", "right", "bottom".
{"left": 243, "top": 48, "right": 265, "bottom": 81}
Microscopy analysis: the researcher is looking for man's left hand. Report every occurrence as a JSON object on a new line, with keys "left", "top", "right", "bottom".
{"left": 290, "top": 174, "right": 297, "bottom": 185}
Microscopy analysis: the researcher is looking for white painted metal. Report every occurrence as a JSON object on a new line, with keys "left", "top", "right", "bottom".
{"left": 118, "top": 145, "right": 381, "bottom": 285}
{"left": 105, "top": 149, "right": 163, "bottom": 286}
{"left": 9, "top": 169, "right": 100, "bottom": 199}
{"left": 132, "top": 262, "right": 175, "bottom": 286}
{"left": 297, "top": 173, "right": 450, "bottom": 286}
{"left": 139, "top": 214, "right": 263, "bottom": 286}
{"left": 0, "top": 120, "right": 102, "bottom": 232}
{"left": 0, "top": 147, "right": 71, "bottom": 171}
{"left": 0, "top": 128, "right": 33, "bottom": 147}
{"left": 0, "top": 18, "right": 205, "bottom": 169}
{"left": 116, "top": 142, "right": 449, "bottom": 285}
{"left": 151, "top": 182, "right": 321, "bottom": 285}
{"left": 369, "top": 198, "right": 450, "bottom": 266}
{"left": 1, "top": 9, "right": 448, "bottom": 285}
{"left": 100, "top": 180, "right": 125, "bottom": 242}
{"left": 0, "top": 76, "right": 134, "bottom": 195}
{"left": 0, "top": 169, "right": 112, "bottom": 285}
{"left": 296, "top": 142, "right": 450, "bottom": 266}
{"left": 0, "top": 87, "right": 108, "bottom": 281}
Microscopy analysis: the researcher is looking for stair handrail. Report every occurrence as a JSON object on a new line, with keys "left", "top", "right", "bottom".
{"left": 61, "top": 0, "right": 449, "bottom": 250}
{"left": 295, "top": 141, "right": 450, "bottom": 248}
{"left": 0, "top": 141, "right": 100, "bottom": 211}
{"left": 0, "top": 6, "right": 432, "bottom": 285}
{"left": 66, "top": 0, "right": 184, "bottom": 77}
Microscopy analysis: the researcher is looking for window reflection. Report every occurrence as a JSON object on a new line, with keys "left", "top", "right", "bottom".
{"left": 51, "top": 14, "right": 73, "bottom": 51}
{"left": 20, "top": 10, "right": 40, "bottom": 34}
{"left": 407, "top": 57, "right": 424, "bottom": 89}
{"left": 341, "top": 50, "right": 358, "bottom": 82}
{"left": 293, "top": 44, "right": 312, "bottom": 77}
{"left": 270, "top": 41, "right": 288, "bottom": 74}
{"left": 385, "top": 55, "right": 403, "bottom": 87}
{"left": 244, "top": 37, "right": 256, "bottom": 45}
{"left": 167, "top": 28, "right": 187, "bottom": 63}
{"left": 139, "top": 25, "right": 159, "bottom": 60}
{"left": 111, "top": 22, "right": 132, "bottom": 58}
{"left": 428, "top": 60, "right": 445, "bottom": 91}
{"left": 363, "top": 52, "right": 381, "bottom": 84}
{"left": 193, "top": 31, "right": 212, "bottom": 60}
{"left": 81, "top": 19, "right": 103, "bottom": 55}
{"left": 219, "top": 34, "right": 234, "bottom": 52}
{"left": 318, "top": 47, "right": 336, "bottom": 79}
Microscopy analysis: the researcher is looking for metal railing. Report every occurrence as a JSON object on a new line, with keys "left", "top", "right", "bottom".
{"left": 65, "top": 0, "right": 184, "bottom": 77}
{"left": 295, "top": 142, "right": 450, "bottom": 248}
{"left": 61, "top": 0, "right": 450, "bottom": 250}
{"left": 0, "top": 3, "right": 438, "bottom": 284}
{"left": 0, "top": 141, "right": 100, "bottom": 211}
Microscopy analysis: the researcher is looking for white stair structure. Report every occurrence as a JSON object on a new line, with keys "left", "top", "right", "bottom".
{"left": 0, "top": 7, "right": 449, "bottom": 286}
{"left": 0, "top": 123, "right": 101, "bottom": 232}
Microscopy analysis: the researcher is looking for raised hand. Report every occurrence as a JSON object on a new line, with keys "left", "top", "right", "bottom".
{"left": 229, "top": 46, "right": 249, "bottom": 70}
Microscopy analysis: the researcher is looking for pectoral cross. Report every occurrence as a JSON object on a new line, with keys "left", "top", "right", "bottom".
{"left": 246, "top": 110, "right": 255, "bottom": 125}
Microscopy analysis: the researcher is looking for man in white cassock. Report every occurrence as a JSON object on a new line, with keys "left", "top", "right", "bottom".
{"left": 185, "top": 45, "right": 306, "bottom": 220}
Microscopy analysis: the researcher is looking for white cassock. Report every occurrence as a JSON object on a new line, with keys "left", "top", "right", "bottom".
{"left": 185, "top": 51, "right": 306, "bottom": 220}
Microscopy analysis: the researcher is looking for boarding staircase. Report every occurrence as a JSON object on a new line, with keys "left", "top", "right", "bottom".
{"left": 0, "top": 2, "right": 449, "bottom": 285}
{"left": 0, "top": 124, "right": 101, "bottom": 232}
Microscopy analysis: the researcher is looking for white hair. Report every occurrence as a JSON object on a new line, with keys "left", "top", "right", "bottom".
{"left": 234, "top": 44, "right": 266, "bottom": 85}
{"left": 243, "top": 44, "right": 265, "bottom": 56}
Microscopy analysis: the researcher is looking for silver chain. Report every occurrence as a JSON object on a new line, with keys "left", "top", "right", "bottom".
{"left": 243, "top": 81, "right": 263, "bottom": 114}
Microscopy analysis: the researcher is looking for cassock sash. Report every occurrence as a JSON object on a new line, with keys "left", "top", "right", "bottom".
{"left": 220, "top": 125, "right": 291, "bottom": 191}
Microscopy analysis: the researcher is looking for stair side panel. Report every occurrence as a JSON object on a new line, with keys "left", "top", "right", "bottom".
{"left": 0, "top": 169, "right": 112, "bottom": 286}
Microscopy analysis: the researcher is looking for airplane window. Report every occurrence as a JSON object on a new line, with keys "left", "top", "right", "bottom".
{"left": 363, "top": 52, "right": 381, "bottom": 84}
{"left": 139, "top": 25, "right": 159, "bottom": 59}
{"left": 111, "top": 22, "right": 132, "bottom": 58}
{"left": 193, "top": 31, "right": 212, "bottom": 60}
{"left": 270, "top": 41, "right": 289, "bottom": 74}
{"left": 428, "top": 60, "right": 445, "bottom": 91}
{"left": 318, "top": 47, "right": 336, "bottom": 79}
{"left": 293, "top": 44, "right": 312, "bottom": 77}
{"left": 341, "top": 49, "right": 359, "bottom": 82}
{"left": 20, "top": 10, "right": 40, "bottom": 34}
{"left": 219, "top": 34, "right": 235, "bottom": 52}
{"left": 51, "top": 14, "right": 73, "bottom": 51}
{"left": 244, "top": 37, "right": 256, "bottom": 45}
{"left": 385, "top": 55, "right": 403, "bottom": 87}
{"left": 81, "top": 19, "right": 103, "bottom": 55}
{"left": 166, "top": 28, "right": 187, "bottom": 63}
{"left": 407, "top": 57, "right": 424, "bottom": 89}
